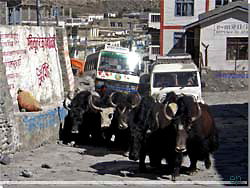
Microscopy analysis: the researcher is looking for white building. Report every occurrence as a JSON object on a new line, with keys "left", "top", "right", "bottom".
{"left": 147, "top": 12, "right": 160, "bottom": 61}
{"left": 185, "top": 1, "right": 248, "bottom": 71}
{"left": 160, "top": 0, "right": 247, "bottom": 70}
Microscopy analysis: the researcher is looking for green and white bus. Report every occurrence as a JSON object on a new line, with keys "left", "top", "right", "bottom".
{"left": 85, "top": 44, "right": 142, "bottom": 94}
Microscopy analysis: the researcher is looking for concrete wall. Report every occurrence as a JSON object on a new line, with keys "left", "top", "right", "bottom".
{"left": 15, "top": 106, "right": 67, "bottom": 150}
{"left": 0, "top": 44, "right": 19, "bottom": 155}
{"left": 1, "top": 26, "right": 64, "bottom": 108}
{"left": 200, "top": 18, "right": 248, "bottom": 71}
{"left": 0, "top": 25, "right": 73, "bottom": 152}
{"left": 162, "top": 0, "right": 209, "bottom": 55}
{"left": 0, "top": 1, "right": 7, "bottom": 25}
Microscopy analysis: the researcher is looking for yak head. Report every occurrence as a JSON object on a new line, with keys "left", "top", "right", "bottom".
{"left": 64, "top": 90, "right": 115, "bottom": 133}
{"left": 173, "top": 95, "right": 202, "bottom": 153}
{"left": 109, "top": 92, "right": 141, "bottom": 130}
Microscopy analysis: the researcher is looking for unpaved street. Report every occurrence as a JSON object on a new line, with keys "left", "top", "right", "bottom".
{"left": 0, "top": 91, "right": 248, "bottom": 187}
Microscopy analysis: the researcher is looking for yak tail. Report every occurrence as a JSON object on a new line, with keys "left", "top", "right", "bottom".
{"left": 208, "top": 129, "right": 219, "bottom": 153}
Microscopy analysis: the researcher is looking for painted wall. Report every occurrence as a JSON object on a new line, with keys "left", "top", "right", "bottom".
{"left": 15, "top": 106, "right": 68, "bottom": 150}
{"left": 0, "top": 26, "right": 64, "bottom": 108}
{"left": 163, "top": 0, "right": 207, "bottom": 25}
{"left": 162, "top": 0, "right": 210, "bottom": 56}
{"left": 163, "top": 28, "right": 185, "bottom": 55}
{"left": 200, "top": 18, "right": 248, "bottom": 70}
{"left": 0, "top": 26, "right": 74, "bottom": 152}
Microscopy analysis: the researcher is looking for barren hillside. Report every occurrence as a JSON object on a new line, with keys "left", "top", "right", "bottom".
{"left": 48, "top": 0, "right": 160, "bottom": 16}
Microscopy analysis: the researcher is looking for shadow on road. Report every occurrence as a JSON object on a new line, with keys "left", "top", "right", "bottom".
{"left": 210, "top": 103, "right": 248, "bottom": 183}
{"left": 59, "top": 102, "right": 248, "bottom": 183}
{"left": 90, "top": 160, "right": 174, "bottom": 180}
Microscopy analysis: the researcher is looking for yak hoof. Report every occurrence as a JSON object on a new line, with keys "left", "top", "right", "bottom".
{"left": 205, "top": 158, "right": 211, "bottom": 169}
{"left": 186, "top": 168, "right": 198, "bottom": 175}
{"left": 171, "top": 175, "right": 176, "bottom": 181}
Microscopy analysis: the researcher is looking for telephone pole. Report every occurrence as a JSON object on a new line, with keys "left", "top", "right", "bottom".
{"left": 36, "top": 0, "right": 41, "bottom": 26}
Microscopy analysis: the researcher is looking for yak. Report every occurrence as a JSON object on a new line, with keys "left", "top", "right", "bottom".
{"left": 62, "top": 90, "right": 115, "bottom": 145}
{"left": 128, "top": 92, "right": 178, "bottom": 172}
{"left": 167, "top": 95, "right": 219, "bottom": 180}
{"left": 103, "top": 91, "right": 141, "bottom": 151}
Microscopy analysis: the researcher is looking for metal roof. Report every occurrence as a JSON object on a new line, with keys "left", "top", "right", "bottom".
{"left": 185, "top": 1, "right": 248, "bottom": 29}
{"left": 152, "top": 63, "right": 198, "bottom": 73}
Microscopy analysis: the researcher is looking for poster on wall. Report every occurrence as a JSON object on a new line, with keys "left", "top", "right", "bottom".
{"left": 0, "top": 26, "right": 64, "bottom": 105}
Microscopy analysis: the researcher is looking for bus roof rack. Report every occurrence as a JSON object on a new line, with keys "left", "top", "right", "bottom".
{"left": 104, "top": 44, "right": 129, "bottom": 53}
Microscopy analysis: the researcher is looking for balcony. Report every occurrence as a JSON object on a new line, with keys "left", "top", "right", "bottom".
{"left": 148, "top": 13, "right": 160, "bottom": 30}
{"left": 148, "top": 45, "right": 160, "bottom": 60}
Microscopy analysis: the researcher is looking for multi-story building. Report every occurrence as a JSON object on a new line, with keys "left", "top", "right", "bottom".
{"left": 160, "top": 0, "right": 246, "bottom": 55}
{"left": 2, "top": 0, "right": 72, "bottom": 26}
{"left": 147, "top": 12, "right": 160, "bottom": 61}
{"left": 185, "top": 1, "right": 248, "bottom": 71}
{"left": 158, "top": 0, "right": 247, "bottom": 70}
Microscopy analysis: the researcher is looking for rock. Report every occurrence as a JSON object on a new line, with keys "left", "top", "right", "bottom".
{"left": 20, "top": 169, "right": 33, "bottom": 178}
{"left": 0, "top": 154, "right": 11, "bottom": 165}
{"left": 41, "top": 163, "right": 52, "bottom": 169}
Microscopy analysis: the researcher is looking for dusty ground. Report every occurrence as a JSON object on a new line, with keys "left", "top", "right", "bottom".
{"left": 0, "top": 91, "right": 248, "bottom": 188}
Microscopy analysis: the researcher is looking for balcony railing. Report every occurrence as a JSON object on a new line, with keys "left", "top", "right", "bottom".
{"left": 149, "top": 45, "right": 160, "bottom": 60}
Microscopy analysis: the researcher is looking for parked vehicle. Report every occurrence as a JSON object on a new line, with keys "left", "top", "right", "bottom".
{"left": 70, "top": 58, "right": 85, "bottom": 75}
{"left": 150, "top": 55, "right": 204, "bottom": 103}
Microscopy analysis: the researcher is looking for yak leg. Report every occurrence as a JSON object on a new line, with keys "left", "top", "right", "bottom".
{"left": 171, "top": 153, "right": 183, "bottom": 181}
{"left": 187, "top": 156, "right": 198, "bottom": 175}
{"left": 139, "top": 144, "right": 147, "bottom": 173}
{"left": 204, "top": 154, "right": 211, "bottom": 169}
{"left": 149, "top": 153, "right": 162, "bottom": 168}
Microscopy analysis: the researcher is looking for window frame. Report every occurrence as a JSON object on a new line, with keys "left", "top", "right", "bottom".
{"left": 173, "top": 32, "right": 185, "bottom": 50}
{"left": 175, "top": 0, "right": 194, "bottom": 17}
{"left": 215, "top": 0, "right": 229, "bottom": 8}
{"left": 226, "top": 37, "right": 248, "bottom": 60}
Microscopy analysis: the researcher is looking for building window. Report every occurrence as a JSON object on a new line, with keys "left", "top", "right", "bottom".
{"left": 52, "top": 7, "right": 59, "bottom": 17}
{"left": 175, "top": 0, "right": 194, "bottom": 16}
{"left": 215, "top": 0, "right": 229, "bottom": 8}
{"left": 226, "top": 37, "right": 248, "bottom": 60}
{"left": 8, "top": 8, "right": 21, "bottom": 25}
{"left": 110, "top": 22, "right": 116, "bottom": 27}
{"left": 118, "top": 22, "right": 123, "bottom": 27}
{"left": 151, "top": 15, "right": 160, "bottom": 22}
{"left": 173, "top": 32, "right": 185, "bottom": 49}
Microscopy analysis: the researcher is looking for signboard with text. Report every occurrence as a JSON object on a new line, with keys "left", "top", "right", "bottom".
{"left": 214, "top": 22, "right": 248, "bottom": 35}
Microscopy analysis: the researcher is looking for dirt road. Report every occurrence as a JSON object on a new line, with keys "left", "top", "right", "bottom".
{"left": 0, "top": 91, "right": 248, "bottom": 187}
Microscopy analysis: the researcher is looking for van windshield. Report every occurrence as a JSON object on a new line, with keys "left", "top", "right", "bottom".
{"left": 153, "top": 72, "right": 198, "bottom": 88}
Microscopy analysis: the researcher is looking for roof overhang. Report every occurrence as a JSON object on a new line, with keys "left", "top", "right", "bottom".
{"left": 185, "top": 2, "right": 248, "bottom": 30}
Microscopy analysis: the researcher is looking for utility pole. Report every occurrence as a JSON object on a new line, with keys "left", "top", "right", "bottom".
{"left": 36, "top": 0, "right": 41, "bottom": 26}
{"left": 234, "top": 49, "right": 237, "bottom": 72}
{"left": 84, "top": 28, "right": 88, "bottom": 60}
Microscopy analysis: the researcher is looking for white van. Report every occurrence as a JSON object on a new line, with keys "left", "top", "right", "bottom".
{"left": 150, "top": 61, "right": 204, "bottom": 103}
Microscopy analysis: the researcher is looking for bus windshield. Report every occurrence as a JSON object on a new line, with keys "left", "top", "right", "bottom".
{"left": 98, "top": 51, "right": 140, "bottom": 75}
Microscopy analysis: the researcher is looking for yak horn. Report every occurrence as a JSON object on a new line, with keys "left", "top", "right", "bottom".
{"left": 88, "top": 94, "right": 103, "bottom": 112}
{"left": 163, "top": 102, "right": 172, "bottom": 121}
{"left": 63, "top": 97, "right": 72, "bottom": 111}
{"left": 191, "top": 103, "right": 201, "bottom": 122}
{"left": 109, "top": 92, "right": 117, "bottom": 107}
